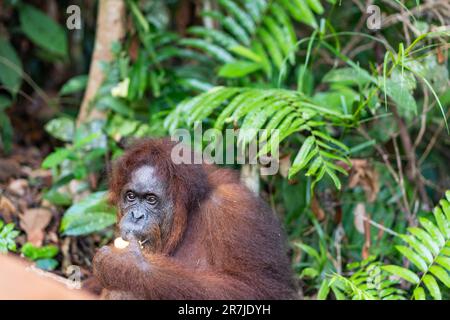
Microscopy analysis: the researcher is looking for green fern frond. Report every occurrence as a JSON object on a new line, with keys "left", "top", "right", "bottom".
{"left": 318, "top": 192, "right": 450, "bottom": 300}
{"left": 329, "top": 261, "right": 406, "bottom": 300}
{"left": 382, "top": 191, "right": 450, "bottom": 300}
{"left": 182, "top": 0, "right": 332, "bottom": 79}
{"left": 165, "top": 86, "right": 352, "bottom": 189}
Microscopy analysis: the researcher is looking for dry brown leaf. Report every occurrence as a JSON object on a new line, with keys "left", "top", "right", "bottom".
{"left": 0, "top": 159, "right": 22, "bottom": 182}
{"left": 311, "top": 195, "right": 325, "bottom": 221}
{"left": 7, "top": 179, "right": 29, "bottom": 197}
{"left": 19, "top": 208, "right": 52, "bottom": 247}
{"left": 29, "top": 168, "right": 53, "bottom": 187}
{"left": 0, "top": 195, "right": 17, "bottom": 223}
{"left": 347, "top": 159, "right": 379, "bottom": 202}
{"left": 436, "top": 46, "right": 445, "bottom": 64}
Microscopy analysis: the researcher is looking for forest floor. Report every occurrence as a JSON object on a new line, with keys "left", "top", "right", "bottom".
{"left": 0, "top": 103, "right": 97, "bottom": 280}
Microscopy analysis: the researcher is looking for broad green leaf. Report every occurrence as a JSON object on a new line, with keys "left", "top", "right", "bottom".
{"left": 60, "top": 75, "right": 88, "bottom": 95}
{"left": 0, "top": 221, "right": 19, "bottom": 253}
{"left": 423, "top": 274, "right": 442, "bottom": 300}
{"left": 382, "top": 78, "right": 418, "bottom": 114}
{"left": 60, "top": 191, "right": 117, "bottom": 236}
{"left": 21, "top": 243, "right": 58, "bottom": 261}
{"left": 43, "top": 189, "right": 72, "bottom": 206}
{"left": 322, "top": 67, "right": 372, "bottom": 86}
{"left": 19, "top": 4, "right": 68, "bottom": 57}
{"left": 218, "top": 61, "right": 262, "bottom": 78}
{"left": 45, "top": 117, "right": 75, "bottom": 142}
{"left": 61, "top": 212, "right": 117, "bottom": 236}
{"left": 382, "top": 265, "right": 420, "bottom": 284}
{"left": 96, "top": 96, "right": 133, "bottom": 117}
{"left": 42, "top": 148, "right": 72, "bottom": 169}
{"left": 0, "top": 37, "right": 22, "bottom": 95}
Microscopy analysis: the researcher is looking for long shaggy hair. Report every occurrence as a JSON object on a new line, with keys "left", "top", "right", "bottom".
{"left": 102, "top": 138, "right": 297, "bottom": 299}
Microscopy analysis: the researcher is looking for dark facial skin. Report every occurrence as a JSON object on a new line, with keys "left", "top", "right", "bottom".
{"left": 119, "top": 165, "right": 174, "bottom": 250}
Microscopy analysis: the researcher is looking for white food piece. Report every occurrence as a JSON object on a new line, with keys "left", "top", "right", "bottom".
{"left": 114, "top": 237, "right": 130, "bottom": 249}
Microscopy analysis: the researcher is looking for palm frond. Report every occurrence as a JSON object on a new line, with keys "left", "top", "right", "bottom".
{"left": 329, "top": 260, "right": 406, "bottom": 300}
{"left": 165, "top": 86, "right": 352, "bottom": 189}
{"left": 181, "top": 0, "right": 334, "bottom": 79}
{"left": 382, "top": 191, "right": 450, "bottom": 300}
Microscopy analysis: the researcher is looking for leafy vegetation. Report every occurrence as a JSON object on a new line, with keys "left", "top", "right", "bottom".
{"left": 0, "top": 0, "right": 449, "bottom": 299}
{"left": 21, "top": 243, "right": 59, "bottom": 271}
{"left": 324, "top": 191, "right": 450, "bottom": 300}
{"left": 0, "top": 220, "right": 19, "bottom": 253}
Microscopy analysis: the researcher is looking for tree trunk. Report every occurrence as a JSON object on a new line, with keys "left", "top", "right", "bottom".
{"left": 76, "top": 0, "right": 126, "bottom": 126}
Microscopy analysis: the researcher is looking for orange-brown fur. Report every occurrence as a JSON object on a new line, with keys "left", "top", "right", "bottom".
{"left": 97, "top": 138, "right": 297, "bottom": 299}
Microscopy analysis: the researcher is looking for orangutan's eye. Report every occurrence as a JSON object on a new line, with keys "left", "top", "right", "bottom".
{"left": 126, "top": 191, "right": 136, "bottom": 201}
{"left": 145, "top": 194, "right": 158, "bottom": 205}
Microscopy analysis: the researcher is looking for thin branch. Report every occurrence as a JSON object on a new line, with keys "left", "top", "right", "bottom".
{"left": 392, "top": 136, "right": 414, "bottom": 225}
